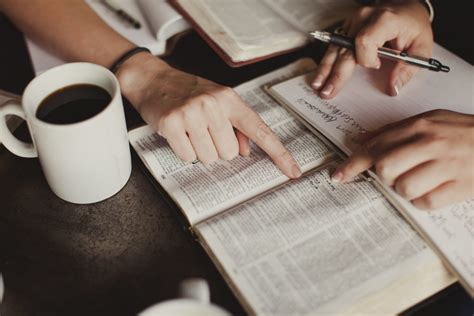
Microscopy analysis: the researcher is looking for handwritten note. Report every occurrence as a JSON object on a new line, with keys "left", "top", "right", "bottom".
{"left": 271, "top": 44, "right": 473, "bottom": 154}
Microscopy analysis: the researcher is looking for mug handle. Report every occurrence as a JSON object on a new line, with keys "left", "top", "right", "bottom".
{"left": 0, "top": 99, "right": 37, "bottom": 158}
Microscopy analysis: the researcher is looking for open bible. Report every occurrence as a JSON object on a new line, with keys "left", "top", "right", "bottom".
{"left": 129, "top": 53, "right": 472, "bottom": 314}
{"left": 170, "top": 0, "right": 358, "bottom": 67}
{"left": 26, "top": 0, "right": 191, "bottom": 74}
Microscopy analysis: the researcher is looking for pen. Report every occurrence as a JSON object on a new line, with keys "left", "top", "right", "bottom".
{"left": 310, "top": 31, "right": 450, "bottom": 73}
{"left": 101, "top": 0, "right": 141, "bottom": 29}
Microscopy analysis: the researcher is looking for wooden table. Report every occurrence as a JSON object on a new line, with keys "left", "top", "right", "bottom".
{"left": 0, "top": 3, "right": 472, "bottom": 315}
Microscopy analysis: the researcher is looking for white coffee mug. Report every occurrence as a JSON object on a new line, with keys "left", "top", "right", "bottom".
{"left": 139, "top": 278, "right": 231, "bottom": 316}
{"left": 0, "top": 63, "right": 131, "bottom": 204}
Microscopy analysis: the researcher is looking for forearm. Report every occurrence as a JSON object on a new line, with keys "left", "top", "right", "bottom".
{"left": 0, "top": 0, "right": 171, "bottom": 103}
{"left": 1, "top": 0, "right": 149, "bottom": 68}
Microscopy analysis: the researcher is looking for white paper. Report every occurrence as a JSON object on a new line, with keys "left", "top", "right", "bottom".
{"left": 197, "top": 166, "right": 451, "bottom": 314}
{"left": 269, "top": 45, "right": 474, "bottom": 293}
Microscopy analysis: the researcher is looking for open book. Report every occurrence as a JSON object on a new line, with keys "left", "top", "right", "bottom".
{"left": 26, "top": 0, "right": 191, "bottom": 74}
{"left": 129, "top": 51, "right": 472, "bottom": 314}
{"left": 171, "top": 0, "right": 358, "bottom": 67}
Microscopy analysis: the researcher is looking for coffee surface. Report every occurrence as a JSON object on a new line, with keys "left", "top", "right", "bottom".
{"left": 36, "top": 84, "right": 111, "bottom": 124}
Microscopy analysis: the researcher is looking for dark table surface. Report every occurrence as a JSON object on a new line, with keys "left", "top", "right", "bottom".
{"left": 0, "top": 3, "right": 472, "bottom": 315}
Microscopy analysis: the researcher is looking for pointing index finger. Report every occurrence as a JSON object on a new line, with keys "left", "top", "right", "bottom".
{"left": 230, "top": 100, "right": 302, "bottom": 179}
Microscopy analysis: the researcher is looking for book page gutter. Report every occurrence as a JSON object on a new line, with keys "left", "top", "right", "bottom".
{"left": 269, "top": 44, "right": 474, "bottom": 293}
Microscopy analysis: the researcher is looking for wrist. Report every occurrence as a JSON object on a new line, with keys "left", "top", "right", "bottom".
{"left": 116, "top": 51, "right": 170, "bottom": 108}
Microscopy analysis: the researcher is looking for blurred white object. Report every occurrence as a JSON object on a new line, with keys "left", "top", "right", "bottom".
{"left": 139, "top": 278, "right": 230, "bottom": 316}
{"left": 0, "top": 273, "right": 4, "bottom": 303}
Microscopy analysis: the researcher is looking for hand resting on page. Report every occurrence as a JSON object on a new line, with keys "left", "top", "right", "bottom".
{"left": 117, "top": 53, "right": 302, "bottom": 179}
{"left": 332, "top": 110, "right": 474, "bottom": 210}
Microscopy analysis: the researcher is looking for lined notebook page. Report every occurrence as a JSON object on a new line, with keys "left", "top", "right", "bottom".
{"left": 271, "top": 44, "right": 473, "bottom": 154}
{"left": 269, "top": 44, "right": 474, "bottom": 295}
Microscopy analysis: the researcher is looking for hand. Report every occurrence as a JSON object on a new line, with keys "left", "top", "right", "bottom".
{"left": 312, "top": 1, "right": 433, "bottom": 98}
{"left": 116, "top": 52, "right": 302, "bottom": 178}
{"left": 332, "top": 110, "right": 474, "bottom": 210}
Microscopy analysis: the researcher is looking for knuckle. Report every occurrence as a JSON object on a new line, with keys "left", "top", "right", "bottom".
{"left": 275, "top": 148, "right": 293, "bottom": 164}
{"left": 219, "top": 86, "right": 234, "bottom": 96}
{"left": 160, "top": 113, "right": 182, "bottom": 135}
{"left": 375, "top": 7, "right": 396, "bottom": 24}
{"left": 355, "top": 34, "right": 371, "bottom": 49}
{"left": 374, "top": 160, "right": 392, "bottom": 181}
{"left": 356, "top": 6, "right": 373, "bottom": 18}
{"left": 181, "top": 106, "right": 198, "bottom": 127}
{"left": 410, "top": 117, "right": 431, "bottom": 132}
{"left": 256, "top": 120, "right": 273, "bottom": 141}
{"left": 377, "top": 9, "right": 395, "bottom": 21}
{"left": 202, "top": 97, "right": 217, "bottom": 112}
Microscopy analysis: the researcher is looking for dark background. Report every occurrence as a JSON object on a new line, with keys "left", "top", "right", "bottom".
{"left": 0, "top": 1, "right": 472, "bottom": 315}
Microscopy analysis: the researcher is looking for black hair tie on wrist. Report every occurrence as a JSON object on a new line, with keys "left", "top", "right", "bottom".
{"left": 110, "top": 47, "right": 151, "bottom": 74}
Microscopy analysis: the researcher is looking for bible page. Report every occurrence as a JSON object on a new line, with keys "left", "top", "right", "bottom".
{"left": 129, "top": 59, "right": 333, "bottom": 226}
{"left": 268, "top": 47, "right": 474, "bottom": 293}
{"left": 196, "top": 164, "right": 454, "bottom": 315}
{"left": 263, "top": 0, "right": 358, "bottom": 33}
{"left": 174, "top": 0, "right": 307, "bottom": 62}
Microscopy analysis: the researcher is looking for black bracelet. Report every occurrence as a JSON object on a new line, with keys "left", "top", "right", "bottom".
{"left": 110, "top": 47, "right": 151, "bottom": 74}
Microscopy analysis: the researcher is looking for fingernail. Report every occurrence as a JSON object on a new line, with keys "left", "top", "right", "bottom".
{"left": 292, "top": 165, "right": 302, "bottom": 178}
{"left": 375, "top": 62, "right": 381, "bottom": 69}
{"left": 331, "top": 171, "right": 343, "bottom": 183}
{"left": 393, "top": 79, "right": 403, "bottom": 96}
{"left": 312, "top": 75, "right": 324, "bottom": 89}
{"left": 321, "top": 84, "right": 334, "bottom": 97}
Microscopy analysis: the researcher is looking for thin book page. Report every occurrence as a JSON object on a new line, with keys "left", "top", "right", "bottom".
{"left": 268, "top": 45, "right": 474, "bottom": 293}
{"left": 195, "top": 164, "right": 454, "bottom": 315}
{"left": 174, "top": 0, "right": 306, "bottom": 63}
{"left": 129, "top": 59, "right": 334, "bottom": 226}
{"left": 262, "top": 0, "right": 358, "bottom": 33}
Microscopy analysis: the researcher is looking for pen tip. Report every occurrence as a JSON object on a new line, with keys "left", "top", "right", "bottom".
{"left": 309, "top": 31, "right": 329, "bottom": 42}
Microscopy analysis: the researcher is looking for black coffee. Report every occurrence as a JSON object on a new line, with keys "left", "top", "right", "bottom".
{"left": 36, "top": 84, "right": 111, "bottom": 124}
